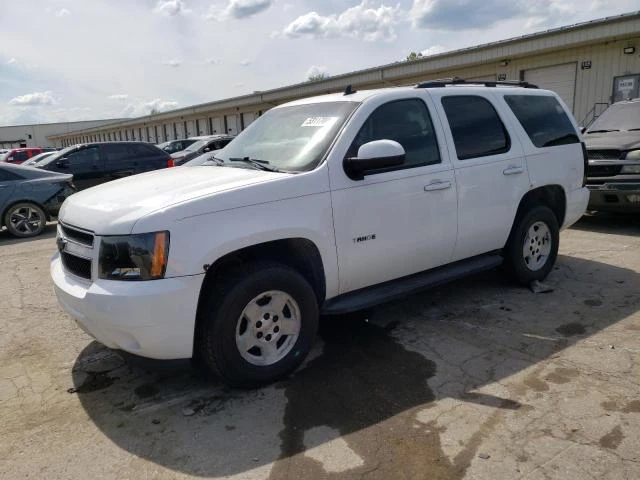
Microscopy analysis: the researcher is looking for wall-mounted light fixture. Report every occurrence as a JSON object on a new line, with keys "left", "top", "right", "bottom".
{"left": 623, "top": 46, "right": 636, "bottom": 55}
{"left": 499, "top": 59, "right": 510, "bottom": 67}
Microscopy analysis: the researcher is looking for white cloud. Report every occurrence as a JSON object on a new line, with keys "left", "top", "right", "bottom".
{"left": 107, "top": 94, "right": 129, "bottom": 100}
{"left": 208, "top": 0, "right": 273, "bottom": 20}
{"left": 7, "top": 57, "right": 17, "bottom": 65}
{"left": 306, "top": 65, "right": 328, "bottom": 78}
{"left": 8, "top": 91, "right": 56, "bottom": 106}
{"left": 282, "top": 1, "right": 402, "bottom": 42}
{"left": 238, "top": 59, "right": 251, "bottom": 66}
{"left": 55, "top": 8, "right": 70, "bottom": 17}
{"left": 234, "top": 82, "right": 245, "bottom": 87}
{"left": 420, "top": 45, "right": 446, "bottom": 56}
{"left": 121, "top": 99, "right": 179, "bottom": 117}
{"left": 163, "top": 58, "right": 182, "bottom": 67}
{"left": 153, "top": 0, "right": 190, "bottom": 16}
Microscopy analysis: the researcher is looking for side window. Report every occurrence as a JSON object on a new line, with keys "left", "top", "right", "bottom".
{"left": 441, "top": 96, "right": 510, "bottom": 160}
{"left": 349, "top": 98, "right": 441, "bottom": 169}
{"left": 504, "top": 95, "right": 579, "bottom": 148}
{"left": 103, "top": 144, "right": 131, "bottom": 162}
{"left": 12, "top": 151, "right": 29, "bottom": 162}
{"left": 66, "top": 147, "right": 100, "bottom": 166}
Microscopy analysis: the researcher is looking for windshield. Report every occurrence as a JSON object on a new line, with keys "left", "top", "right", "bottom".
{"left": 212, "top": 101, "right": 358, "bottom": 172}
{"left": 36, "top": 145, "right": 77, "bottom": 166}
{"left": 183, "top": 139, "right": 208, "bottom": 153}
{"left": 587, "top": 102, "right": 640, "bottom": 133}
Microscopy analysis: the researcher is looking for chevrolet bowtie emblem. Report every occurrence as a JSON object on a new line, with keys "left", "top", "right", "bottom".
{"left": 56, "top": 236, "right": 67, "bottom": 253}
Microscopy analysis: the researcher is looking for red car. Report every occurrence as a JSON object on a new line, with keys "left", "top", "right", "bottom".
{"left": 1, "top": 147, "right": 46, "bottom": 164}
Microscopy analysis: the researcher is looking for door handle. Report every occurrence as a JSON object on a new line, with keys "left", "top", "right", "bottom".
{"left": 503, "top": 166, "right": 524, "bottom": 175}
{"left": 424, "top": 180, "right": 452, "bottom": 192}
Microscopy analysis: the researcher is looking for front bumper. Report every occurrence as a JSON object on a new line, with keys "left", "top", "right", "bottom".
{"left": 587, "top": 183, "right": 640, "bottom": 212}
{"left": 51, "top": 253, "right": 204, "bottom": 359}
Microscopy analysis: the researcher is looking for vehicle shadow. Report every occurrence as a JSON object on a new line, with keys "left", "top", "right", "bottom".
{"left": 0, "top": 222, "right": 57, "bottom": 246}
{"left": 70, "top": 254, "right": 640, "bottom": 478}
{"left": 571, "top": 211, "right": 639, "bottom": 236}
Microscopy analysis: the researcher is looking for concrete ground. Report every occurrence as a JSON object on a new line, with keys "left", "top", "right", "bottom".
{"left": 0, "top": 214, "right": 639, "bottom": 480}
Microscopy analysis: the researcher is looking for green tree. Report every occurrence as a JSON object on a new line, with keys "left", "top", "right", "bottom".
{"left": 406, "top": 51, "right": 423, "bottom": 61}
{"left": 308, "top": 72, "right": 328, "bottom": 82}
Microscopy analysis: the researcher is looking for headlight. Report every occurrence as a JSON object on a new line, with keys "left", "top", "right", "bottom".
{"left": 621, "top": 165, "right": 640, "bottom": 174}
{"left": 99, "top": 231, "right": 169, "bottom": 280}
{"left": 625, "top": 150, "right": 640, "bottom": 160}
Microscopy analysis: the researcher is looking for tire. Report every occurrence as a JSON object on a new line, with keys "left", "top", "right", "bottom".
{"left": 504, "top": 205, "right": 559, "bottom": 285}
{"left": 197, "top": 261, "right": 319, "bottom": 388}
{"left": 4, "top": 202, "right": 47, "bottom": 238}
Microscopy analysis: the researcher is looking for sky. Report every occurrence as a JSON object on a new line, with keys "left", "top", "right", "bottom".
{"left": 0, "top": 0, "right": 638, "bottom": 126}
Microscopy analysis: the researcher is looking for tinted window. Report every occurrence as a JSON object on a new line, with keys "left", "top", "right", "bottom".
{"left": 349, "top": 98, "right": 440, "bottom": 168}
{"left": 67, "top": 146, "right": 99, "bottom": 166}
{"left": 442, "top": 96, "right": 510, "bottom": 160}
{"left": 12, "top": 151, "right": 29, "bottom": 162}
{"left": 103, "top": 144, "right": 131, "bottom": 161}
{"left": 505, "top": 95, "right": 579, "bottom": 147}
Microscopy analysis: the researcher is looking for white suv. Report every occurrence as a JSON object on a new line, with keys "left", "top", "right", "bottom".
{"left": 51, "top": 81, "right": 589, "bottom": 387}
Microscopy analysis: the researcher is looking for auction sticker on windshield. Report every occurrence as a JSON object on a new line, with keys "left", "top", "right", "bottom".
{"left": 301, "top": 117, "right": 338, "bottom": 127}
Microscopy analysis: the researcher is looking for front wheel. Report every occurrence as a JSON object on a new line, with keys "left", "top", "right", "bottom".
{"left": 197, "top": 262, "right": 319, "bottom": 388}
{"left": 505, "top": 205, "right": 559, "bottom": 285}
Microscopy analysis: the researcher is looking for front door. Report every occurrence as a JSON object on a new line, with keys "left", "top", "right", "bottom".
{"left": 60, "top": 145, "right": 104, "bottom": 190}
{"left": 330, "top": 96, "right": 458, "bottom": 294}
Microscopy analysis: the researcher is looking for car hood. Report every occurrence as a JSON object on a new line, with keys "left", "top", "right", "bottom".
{"left": 584, "top": 131, "right": 640, "bottom": 151}
{"left": 58, "top": 166, "right": 288, "bottom": 234}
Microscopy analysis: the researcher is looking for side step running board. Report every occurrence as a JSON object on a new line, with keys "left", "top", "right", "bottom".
{"left": 322, "top": 253, "right": 503, "bottom": 315}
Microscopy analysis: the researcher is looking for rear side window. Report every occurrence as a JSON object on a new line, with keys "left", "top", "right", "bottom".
{"left": 441, "top": 96, "right": 510, "bottom": 160}
{"left": 505, "top": 95, "right": 579, "bottom": 148}
{"left": 103, "top": 144, "right": 131, "bottom": 161}
{"left": 11, "top": 151, "right": 30, "bottom": 162}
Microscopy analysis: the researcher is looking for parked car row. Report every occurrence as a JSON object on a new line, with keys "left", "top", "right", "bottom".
{"left": 0, "top": 147, "right": 57, "bottom": 164}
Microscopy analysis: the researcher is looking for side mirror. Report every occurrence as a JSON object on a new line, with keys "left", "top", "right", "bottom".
{"left": 580, "top": 126, "right": 587, "bottom": 134}
{"left": 56, "top": 158, "right": 69, "bottom": 168}
{"left": 203, "top": 147, "right": 211, "bottom": 152}
{"left": 343, "top": 140, "right": 405, "bottom": 180}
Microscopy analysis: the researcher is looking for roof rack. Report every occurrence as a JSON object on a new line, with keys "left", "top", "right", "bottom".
{"left": 416, "top": 78, "right": 538, "bottom": 89}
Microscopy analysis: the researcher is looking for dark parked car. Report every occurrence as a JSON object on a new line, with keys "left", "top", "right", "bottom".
{"left": 584, "top": 98, "right": 640, "bottom": 212}
{"left": 36, "top": 142, "right": 172, "bottom": 190}
{"left": 0, "top": 163, "right": 75, "bottom": 238}
{"left": 170, "top": 135, "right": 234, "bottom": 166}
{"left": 157, "top": 139, "right": 197, "bottom": 154}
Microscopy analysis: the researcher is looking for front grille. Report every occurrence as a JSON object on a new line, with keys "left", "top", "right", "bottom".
{"left": 587, "top": 164, "right": 623, "bottom": 177}
{"left": 60, "top": 223, "right": 94, "bottom": 247}
{"left": 588, "top": 149, "right": 621, "bottom": 160}
{"left": 61, "top": 252, "right": 92, "bottom": 280}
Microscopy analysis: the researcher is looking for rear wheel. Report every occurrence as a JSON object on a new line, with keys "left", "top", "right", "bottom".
{"left": 197, "top": 262, "right": 319, "bottom": 388}
{"left": 505, "top": 205, "right": 559, "bottom": 285}
{"left": 4, "top": 202, "right": 46, "bottom": 238}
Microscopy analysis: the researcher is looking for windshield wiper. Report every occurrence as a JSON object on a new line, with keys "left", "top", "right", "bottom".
{"left": 627, "top": 128, "right": 640, "bottom": 131}
{"left": 201, "top": 156, "right": 225, "bottom": 165}
{"left": 228, "top": 157, "right": 281, "bottom": 172}
{"left": 586, "top": 129, "right": 619, "bottom": 133}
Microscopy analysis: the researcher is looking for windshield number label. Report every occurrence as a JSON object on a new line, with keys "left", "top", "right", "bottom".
{"left": 301, "top": 117, "right": 338, "bottom": 127}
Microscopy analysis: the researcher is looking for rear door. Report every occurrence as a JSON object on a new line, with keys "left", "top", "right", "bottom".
{"left": 433, "top": 91, "right": 530, "bottom": 262}
{"left": 0, "top": 169, "right": 17, "bottom": 210}
{"left": 103, "top": 143, "right": 136, "bottom": 180}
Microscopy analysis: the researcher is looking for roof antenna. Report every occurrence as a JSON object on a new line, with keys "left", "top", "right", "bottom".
{"left": 344, "top": 84, "right": 356, "bottom": 95}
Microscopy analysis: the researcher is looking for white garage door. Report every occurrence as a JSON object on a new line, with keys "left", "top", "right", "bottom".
{"left": 524, "top": 63, "right": 576, "bottom": 112}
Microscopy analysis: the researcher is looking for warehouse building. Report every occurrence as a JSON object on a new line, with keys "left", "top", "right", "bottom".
{"left": 0, "top": 119, "right": 125, "bottom": 149}
{"left": 50, "top": 11, "right": 640, "bottom": 148}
